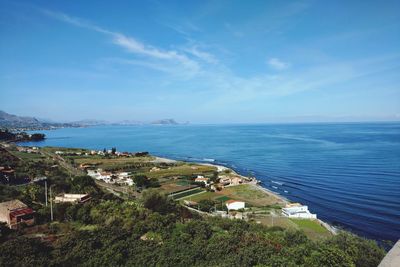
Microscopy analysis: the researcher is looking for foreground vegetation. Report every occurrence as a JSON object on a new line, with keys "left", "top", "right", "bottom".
{"left": 0, "top": 144, "right": 386, "bottom": 266}
{"left": 0, "top": 188, "right": 386, "bottom": 267}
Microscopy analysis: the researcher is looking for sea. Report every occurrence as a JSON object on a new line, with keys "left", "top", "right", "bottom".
{"left": 23, "top": 122, "right": 400, "bottom": 243}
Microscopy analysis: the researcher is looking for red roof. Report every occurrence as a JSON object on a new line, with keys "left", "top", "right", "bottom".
{"left": 9, "top": 208, "right": 34, "bottom": 219}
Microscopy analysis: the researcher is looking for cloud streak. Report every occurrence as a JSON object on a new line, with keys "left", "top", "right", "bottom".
{"left": 41, "top": 9, "right": 202, "bottom": 77}
{"left": 39, "top": 8, "right": 400, "bottom": 111}
{"left": 267, "top": 58, "right": 290, "bottom": 70}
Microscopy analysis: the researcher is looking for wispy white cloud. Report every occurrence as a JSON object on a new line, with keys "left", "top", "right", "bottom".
{"left": 41, "top": 9, "right": 201, "bottom": 77}
{"left": 182, "top": 46, "right": 219, "bottom": 64}
{"left": 39, "top": 8, "right": 400, "bottom": 110}
{"left": 267, "top": 58, "right": 290, "bottom": 70}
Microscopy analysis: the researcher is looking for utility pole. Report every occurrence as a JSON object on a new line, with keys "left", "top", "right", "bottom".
{"left": 45, "top": 180, "right": 48, "bottom": 207}
{"left": 50, "top": 186, "right": 53, "bottom": 221}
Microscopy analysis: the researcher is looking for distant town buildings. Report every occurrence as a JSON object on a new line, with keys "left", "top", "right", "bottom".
{"left": 16, "top": 146, "right": 39, "bottom": 154}
{"left": 87, "top": 169, "right": 134, "bottom": 185}
{"left": 282, "top": 203, "right": 317, "bottom": 219}
{"left": 0, "top": 200, "right": 35, "bottom": 229}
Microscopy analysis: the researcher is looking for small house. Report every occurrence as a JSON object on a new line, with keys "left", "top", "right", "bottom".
{"left": 0, "top": 200, "right": 35, "bottom": 229}
{"left": 54, "top": 194, "right": 91, "bottom": 204}
{"left": 195, "top": 176, "right": 210, "bottom": 186}
{"left": 225, "top": 200, "right": 245, "bottom": 210}
{"left": 282, "top": 203, "right": 317, "bottom": 219}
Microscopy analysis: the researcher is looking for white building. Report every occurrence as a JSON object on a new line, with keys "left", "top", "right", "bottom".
{"left": 125, "top": 178, "right": 134, "bottom": 186}
{"left": 195, "top": 176, "right": 210, "bottom": 186}
{"left": 117, "top": 172, "right": 129, "bottom": 179}
{"left": 55, "top": 194, "right": 91, "bottom": 204}
{"left": 226, "top": 200, "right": 245, "bottom": 210}
{"left": 87, "top": 170, "right": 102, "bottom": 180}
{"left": 282, "top": 203, "right": 317, "bottom": 219}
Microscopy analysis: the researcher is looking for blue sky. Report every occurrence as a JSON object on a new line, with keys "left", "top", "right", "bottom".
{"left": 0, "top": 0, "right": 399, "bottom": 123}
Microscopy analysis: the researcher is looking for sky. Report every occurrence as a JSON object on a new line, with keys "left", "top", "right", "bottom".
{"left": 0, "top": 0, "right": 399, "bottom": 123}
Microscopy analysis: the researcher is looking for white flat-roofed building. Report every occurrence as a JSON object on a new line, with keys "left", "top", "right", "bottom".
{"left": 282, "top": 204, "right": 317, "bottom": 219}
{"left": 55, "top": 194, "right": 91, "bottom": 204}
{"left": 125, "top": 178, "right": 134, "bottom": 186}
{"left": 226, "top": 200, "right": 245, "bottom": 210}
{"left": 87, "top": 170, "right": 102, "bottom": 180}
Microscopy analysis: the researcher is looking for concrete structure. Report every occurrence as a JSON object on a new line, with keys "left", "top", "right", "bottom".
{"left": 226, "top": 200, "right": 245, "bottom": 210}
{"left": 219, "top": 176, "right": 243, "bottom": 187}
{"left": 195, "top": 176, "right": 210, "bottom": 185}
{"left": 379, "top": 240, "right": 400, "bottom": 267}
{"left": 0, "top": 200, "right": 34, "bottom": 229}
{"left": 54, "top": 194, "right": 91, "bottom": 204}
{"left": 125, "top": 178, "right": 134, "bottom": 186}
{"left": 282, "top": 203, "right": 317, "bottom": 219}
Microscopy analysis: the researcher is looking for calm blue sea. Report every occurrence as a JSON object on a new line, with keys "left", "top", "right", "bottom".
{"left": 24, "top": 123, "right": 400, "bottom": 243}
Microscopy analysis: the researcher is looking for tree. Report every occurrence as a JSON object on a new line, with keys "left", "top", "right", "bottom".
{"left": 134, "top": 175, "right": 149, "bottom": 187}
{"left": 30, "top": 133, "right": 45, "bottom": 141}
{"left": 198, "top": 199, "right": 215, "bottom": 212}
{"left": 304, "top": 245, "right": 355, "bottom": 267}
{"left": 111, "top": 147, "right": 116, "bottom": 154}
{"left": 0, "top": 237, "right": 50, "bottom": 266}
{"left": 71, "top": 175, "right": 97, "bottom": 193}
{"left": 0, "top": 222, "right": 12, "bottom": 239}
{"left": 148, "top": 178, "right": 160, "bottom": 188}
{"left": 142, "top": 190, "right": 176, "bottom": 214}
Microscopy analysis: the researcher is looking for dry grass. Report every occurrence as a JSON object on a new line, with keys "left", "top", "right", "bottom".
{"left": 252, "top": 216, "right": 297, "bottom": 229}
{"left": 178, "top": 184, "right": 282, "bottom": 208}
{"left": 159, "top": 180, "right": 195, "bottom": 194}
{"left": 222, "top": 185, "right": 284, "bottom": 207}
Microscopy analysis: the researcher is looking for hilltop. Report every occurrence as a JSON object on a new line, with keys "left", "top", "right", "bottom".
{"left": 0, "top": 110, "right": 78, "bottom": 131}
{"left": 0, "top": 110, "right": 186, "bottom": 130}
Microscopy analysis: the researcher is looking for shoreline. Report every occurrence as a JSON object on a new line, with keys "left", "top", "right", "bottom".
{"left": 8, "top": 142, "right": 338, "bottom": 236}
{"left": 199, "top": 161, "right": 289, "bottom": 203}
{"left": 198, "top": 160, "right": 338, "bottom": 236}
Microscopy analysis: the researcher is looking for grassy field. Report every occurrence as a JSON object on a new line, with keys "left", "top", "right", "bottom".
{"left": 159, "top": 180, "right": 196, "bottom": 194}
{"left": 171, "top": 188, "right": 205, "bottom": 199}
{"left": 10, "top": 151, "right": 46, "bottom": 161}
{"left": 290, "top": 218, "right": 332, "bottom": 240}
{"left": 179, "top": 184, "right": 283, "bottom": 208}
{"left": 215, "top": 195, "right": 231, "bottom": 202}
{"left": 221, "top": 185, "right": 285, "bottom": 207}
{"left": 180, "top": 191, "right": 217, "bottom": 202}
{"left": 144, "top": 164, "right": 216, "bottom": 179}
{"left": 252, "top": 216, "right": 297, "bottom": 229}
{"left": 72, "top": 156, "right": 155, "bottom": 169}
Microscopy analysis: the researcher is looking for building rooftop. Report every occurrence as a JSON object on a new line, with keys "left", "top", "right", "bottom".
{"left": 0, "top": 200, "right": 27, "bottom": 211}
{"left": 226, "top": 200, "right": 244, "bottom": 204}
{"left": 286, "top": 203, "right": 302, "bottom": 208}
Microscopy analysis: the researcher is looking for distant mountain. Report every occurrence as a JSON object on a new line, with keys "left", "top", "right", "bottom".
{"left": 0, "top": 110, "right": 40, "bottom": 125}
{"left": 0, "top": 110, "right": 77, "bottom": 130}
{"left": 70, "top": 119, "right": 109, "bottom": 126}
{"left": 114, "top": 120, "right": 145, "bottom": 125}
{"left": 150, "top": 119, "right": 179, "bottom": 125}
{"left": 0, "top": 111, "right": 186, "bottom": 129}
